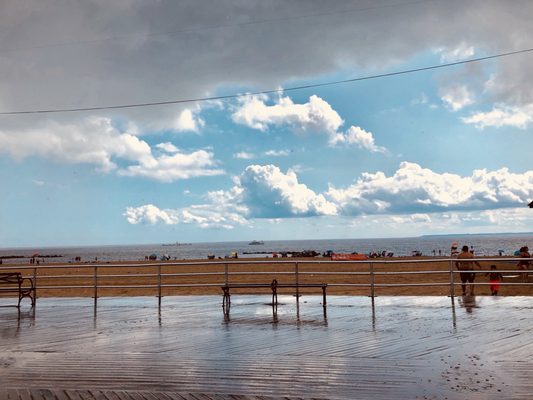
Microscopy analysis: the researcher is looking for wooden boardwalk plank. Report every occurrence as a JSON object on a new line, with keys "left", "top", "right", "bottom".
{"left": 100, "top": 391, "right": 122, "bottom": 400}
{"left": 87, "top": 390, "right": 109, "bottom": 400}
{"left": 64, "top": 390, "right": 84, "bottom": 400}
{"left": 16, "top": 389, "right": 33, "bottom": 400}
{"left": 40, "top": 389, "right": 58, "bottom": 400}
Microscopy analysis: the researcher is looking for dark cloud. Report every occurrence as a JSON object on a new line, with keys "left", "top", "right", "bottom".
{"left": 1, "top": 0, "right": 532, "bottom": 130}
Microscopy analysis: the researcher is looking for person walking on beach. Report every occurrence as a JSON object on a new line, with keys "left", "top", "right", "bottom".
{"left": 517, "top": 246, "right": 530, "bottom": 283}
{"left": 486, "top": 265, "right": 503, "bottom": 296}
{"left": 455, "top": 245, "right": 481, "bottom": 296}
{"left": 450, "top": 242, "right": 459, "bottom": 257}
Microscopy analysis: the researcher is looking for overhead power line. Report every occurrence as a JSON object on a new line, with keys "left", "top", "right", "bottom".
{"left": 1, "top": 47, "right": 532, "bottom": 116}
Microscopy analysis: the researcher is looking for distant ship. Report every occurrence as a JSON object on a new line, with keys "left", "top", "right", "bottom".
{"left": 162, "top": 242, "right": 192, "bottom": 246}
{"left": 248, "top": 240, "right": 264, "bottom": 245}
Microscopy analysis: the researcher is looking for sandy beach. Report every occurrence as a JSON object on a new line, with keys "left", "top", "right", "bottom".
{"left": 1, "top": 256, "right": 531, "bottom": 297}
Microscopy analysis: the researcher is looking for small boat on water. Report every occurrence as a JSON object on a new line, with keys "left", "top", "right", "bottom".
{"left": 248, "top": 240, "right": 264, "bottom": 245}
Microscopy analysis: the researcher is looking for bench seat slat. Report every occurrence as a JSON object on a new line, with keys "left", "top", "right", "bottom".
{"left": 221, "top": 283, "right": 327, "bottom": 287}
{"left": 276, "top": 283, "right": 327, "bottom": 287}
{"left": 221, "top": 284, "right": 274, "bottom": 288}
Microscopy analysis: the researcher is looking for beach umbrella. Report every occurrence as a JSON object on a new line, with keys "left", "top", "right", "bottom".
{"left": 529, "top": 200, "right": 533, "bottom": 208}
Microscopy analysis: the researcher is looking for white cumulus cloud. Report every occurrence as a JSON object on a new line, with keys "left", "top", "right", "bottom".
{"left": 232, "top": 94, "right": 386, "bottom": 152}
{"left": 119, "top": 148, "right": 224, "bottom": 182}
{"left": 327, "top": 162, "right": 533, "bottom": 215}
{"left": 125, "top": 187, "right": 248, "bottom": 229}
{"left": 440, "top": 85, "right": 474, "bottom": 111}
{"left": 329, "top": 126, "right": 386, "bottom": 152}
{"left": 232, "top": 94, "right": 343, "bottom": 134}
{"left": 239, "top": 164, "right": 338, "bottom": 218}
{"left": 391, "top": 213, "right": 432, "bottom": 224}
{"left": 0, "top": 117, "right": 223, "bottom": 182}
{"left": 124, "top": 204, "right": 179, "bottom": 225}
{"left": 124, "top": 161, "right": 533, "bottom": 229}
{"left": 155, "top": 142, "right": 180, "bottom": 153}
{"left": 0, "top": 116, "right": 152, "bottom": 173}
{"left": 437, "top": 42, "right": 475, "bottom": 62}
{"left": 264, "top": 149, "right": 290, "bottom": 157}
{"left": 233, "top": 151, "right": 255, "bottom": 159}
{"left": 462, "top": 104, "right": 533, "bottom": 129}
{"left": 173, "top": 108, "right": 205, "bottom": 132}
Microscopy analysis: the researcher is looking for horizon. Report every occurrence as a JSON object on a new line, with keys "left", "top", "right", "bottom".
{"left": 2, "top": 231, "right": 533, "bottom": 251}
{"left": 1, "top": 1, "right": 533, "bottom": 248}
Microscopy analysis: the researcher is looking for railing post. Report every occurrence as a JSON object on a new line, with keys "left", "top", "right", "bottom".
{"left": 449, "top": 259, "right": 455, "bottom": 299}
{"left": 295, "top": 261, "right": 299, "bottom": 299}
{"left": 158, "top": 264, "right": 162, "bottom": 308}
{"left": 93, "top": 265, "right": 98, "bottom": 307}
{"left": 33, "top": 267, "right": 37, "bottom": 303}
{"left": 370, "top": 262, "right": 375, "bottom": 299}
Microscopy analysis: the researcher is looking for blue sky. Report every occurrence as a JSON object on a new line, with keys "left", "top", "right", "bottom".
{"left": 1, "top": 1, "right": 533, "bottom": 247}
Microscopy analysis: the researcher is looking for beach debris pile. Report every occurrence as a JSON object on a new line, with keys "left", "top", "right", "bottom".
{"left": 369, "top": 250, "right": 395, "bottom": 258}
{"left": 206, "top": 251, "right": 238, "bottom": 259}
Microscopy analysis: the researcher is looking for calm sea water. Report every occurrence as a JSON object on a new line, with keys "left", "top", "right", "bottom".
{"left": 1, "top": 234, "right": 532, "bottom": 264}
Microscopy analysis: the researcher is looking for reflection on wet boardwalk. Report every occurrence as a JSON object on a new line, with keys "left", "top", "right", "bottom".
{"left": 1, "top": 296, "right": 532, "bottom": 399}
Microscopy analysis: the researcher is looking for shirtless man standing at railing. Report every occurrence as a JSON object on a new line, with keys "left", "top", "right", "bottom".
{"left": 455, "top": 245, "right": 481, "bottom": 296}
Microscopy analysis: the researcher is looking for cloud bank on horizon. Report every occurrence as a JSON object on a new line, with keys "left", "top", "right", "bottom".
{"left": 1, "top": 0, "right": 533, "bottom": 245}
{"left": 125, "top": 162, "right": 533, "bottom": 225}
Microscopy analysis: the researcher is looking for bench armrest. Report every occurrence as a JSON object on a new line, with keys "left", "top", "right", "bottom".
{"left": 21, "top": 277, "right": 35, "bottom": 291}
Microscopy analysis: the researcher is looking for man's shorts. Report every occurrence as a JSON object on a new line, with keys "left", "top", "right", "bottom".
{"left": 460, "top": 272, "right": 475, "bottom": 283}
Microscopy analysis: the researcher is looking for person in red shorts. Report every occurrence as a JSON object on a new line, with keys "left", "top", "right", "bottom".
{"left": 486, "top": 265, "right": 503, "bottom": 296}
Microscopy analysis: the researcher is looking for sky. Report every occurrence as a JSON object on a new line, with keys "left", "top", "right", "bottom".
{"left": 1, "top": 0, "right": 533, "bottom": 247}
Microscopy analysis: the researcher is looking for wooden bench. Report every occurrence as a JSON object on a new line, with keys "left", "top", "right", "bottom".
{"left": 0, "top": 272, "right": 35, "bottom": 308}
{"left": 221, "top": 279, "right": 327, "bottom": 312}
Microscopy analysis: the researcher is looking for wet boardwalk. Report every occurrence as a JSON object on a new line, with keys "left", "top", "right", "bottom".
{"left": 1, "top": 295, "right": 532, "bottom": 399}
{"left": 0, "top": 388, "right": 297, "bottom": 399}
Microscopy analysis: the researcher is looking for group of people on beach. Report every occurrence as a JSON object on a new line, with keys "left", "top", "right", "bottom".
{"left": 455, "top": 245, "right": 530, "bottom": 296}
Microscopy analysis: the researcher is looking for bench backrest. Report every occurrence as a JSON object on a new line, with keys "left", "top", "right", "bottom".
{"left": 0, "top": 272, "right": 23, "bottom": 285}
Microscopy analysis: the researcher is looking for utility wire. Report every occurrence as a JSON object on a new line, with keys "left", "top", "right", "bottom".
{"left": 1, "top": 47, "right": 532, "bottom": 116}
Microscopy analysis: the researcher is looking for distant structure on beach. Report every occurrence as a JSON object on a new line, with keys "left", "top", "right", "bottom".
{"left": 248, "top": 240, "right": 264, "bottom": 245}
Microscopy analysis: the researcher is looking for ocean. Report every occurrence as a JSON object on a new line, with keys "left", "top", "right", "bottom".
{"left": 1, "top": 234, "right": 532, "bottom": 264}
